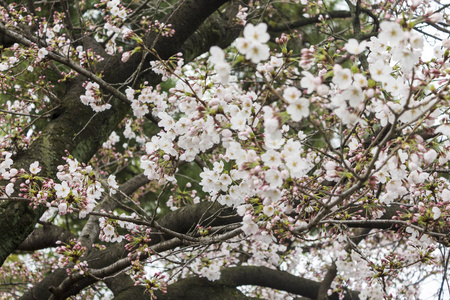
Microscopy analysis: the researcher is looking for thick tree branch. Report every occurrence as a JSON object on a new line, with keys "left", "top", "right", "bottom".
{"left": 152, "top": 275, "right": 251, "bottom": 300}
{"left": 268, "top": 10, "right": 352, "bottom": 32}
{"left": 113, "top": 265, "right": 361, "bottom": 300}
{"left": 0, "top": 30, "right": 14, "bottom": 48}
{"left": 105, "top": 273, "right": 147, "bottom": 299}
{"left": 268, "top": 8, "right": 379, "bottom": 35}
{"left": 78, "top": 173, "right": 149, "bottom": 255}
{"left": 149, "top": 266, "right": 360, "bottom": 300}
{"left": 16, "top": 223, "right": 76, "bottom": 251}
{"left": 180, "top": 1, "right": 243, "bottom": 62}
{"left": 144, "top": 0, "right": 229, "bottom": 60}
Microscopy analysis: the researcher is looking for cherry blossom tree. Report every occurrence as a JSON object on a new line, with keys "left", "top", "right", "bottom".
{"left": 1, "top": 0, "right": 450, "bottom": 299}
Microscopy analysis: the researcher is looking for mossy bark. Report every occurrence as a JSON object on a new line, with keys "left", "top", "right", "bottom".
{"left": 0, "top": 77, "right": 130, "bottom": 265}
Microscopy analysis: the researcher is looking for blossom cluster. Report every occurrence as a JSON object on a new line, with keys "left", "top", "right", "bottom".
{"left": 21, "top": 157, "right": 109, "bottom": 220}
{"left": 0, "top": 152, "right": 17, "bottom": 197}
{"left": 236, "top": 23, "right": 271, "bottom": 63}
{"left": 55, "top": 239, "right": 88, "bottom": 275}
{"left": 99, "top": 213, "right": 137, "bottom": 243}
{"left": 80, "top": 81, "right": 112, "bottom": 112}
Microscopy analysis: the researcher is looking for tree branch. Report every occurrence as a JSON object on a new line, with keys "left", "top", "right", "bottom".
{"left": 180, "top": 1, "right": 243, "bottom": 62}
{"left": 268, "top": 8, "right": 379, "bottom": 35}
{"left": 151, "top": 266, "right": 360, "bottom": 300}
{"left": 16, "top": 223, "right": 76, "bottom": 251}
{"left": 105, "top": 272, "right": 147, "bottom": 299}
{"left": 268, "top": 10, "right": 352, "bottom": 32}
{"left": 78, "top": 173, "right": 149, "bottom": 255}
